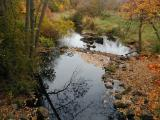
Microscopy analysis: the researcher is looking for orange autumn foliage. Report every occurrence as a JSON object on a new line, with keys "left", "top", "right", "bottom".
{"left": 148, "top": 63, "right": 160, "bottom": 73}
{"left": 120, "top": 0, "right": 160, "bottom": 21}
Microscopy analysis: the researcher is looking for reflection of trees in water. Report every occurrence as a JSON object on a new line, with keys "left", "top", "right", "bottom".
{"left": 45, "top": 70, "right": 94, "bottom": 120}
{"left": 40, "top": 49, "right": 60, "bottom": 81}
{"left": 40, "top": 51, "right": 117, "bottom": 120}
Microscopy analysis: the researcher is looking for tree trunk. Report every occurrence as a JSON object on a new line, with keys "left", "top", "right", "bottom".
{"left": 138, "top": 19, "right": 143, "bottom": 53}
{"left": 29, "top": 0, "right": 35, "bottom": 57}
{"left": 25, "top": 0, "right": 31, "bottom": 55}
{"left": 150, "top": 21, "right": 160, "bottom": 41}
{"left": 35, "top": 0, "right": 49, "bottom": 49}
{"left": 37, "top": 75, "right": 61, "bottom": 120}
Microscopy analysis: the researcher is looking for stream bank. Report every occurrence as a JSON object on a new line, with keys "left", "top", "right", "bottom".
{"left": 103, "top": 54, "right": 160, "bottom": 120}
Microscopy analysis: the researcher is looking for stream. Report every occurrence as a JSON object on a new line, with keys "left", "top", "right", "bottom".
{"left": 41, "top": 32, "right": 130, "bottom": 120}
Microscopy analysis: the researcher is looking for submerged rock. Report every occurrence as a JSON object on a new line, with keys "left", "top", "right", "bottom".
{"left": 37, "top": 107, "right": 49, "bottom": 119}
{"left": 105, "top": 81, "right": 113, "bottom": 89}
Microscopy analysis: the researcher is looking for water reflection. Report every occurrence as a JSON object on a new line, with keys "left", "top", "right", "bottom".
{"left": 41, "top": 52, "right": 117, "bottom": 120}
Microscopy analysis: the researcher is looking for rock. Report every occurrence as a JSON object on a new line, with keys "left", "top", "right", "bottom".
{"left": 115, "top": 93, "right": 122, "bottom": 100}
{"left": 95, "top": 37, "right": 103, "bottom": 44}
{"left": 121, "top": 87, "right": 132, "bottom": 95}
{"left": 116, "top": 112, "right": 126, "bottom": 120}
{"left": 141, "top": 110, "right": 153, "bottom": 120}
{"left": 105, "top": 81, "right": 113, "bottom": 89}
{"left": 119, "top": 83, "right": 125, "bottom": 88}
{"left": 131, "top": 96, "right": 139, "bottom": 103}
{"left": 119, "top": 56, "right": 126, "bottom": 60}
{"left": 81, "top": 33, "right": 103, "bottom": 45}
{"left": 26, "top": 99, "right": 37, "bottom": 107}
{"left": 106, "top": 32, "right": 116, "bottom": 41}
{"left": 127, "top": 109, "right": 135, "bottom": 120}
{"left": 88, "top": 40, "right": 94, "bottom": 45}
{"left": 113, "top": 101, "right": 130, "bottom": 109}
{"left": 102, "top": 75, "right": 106, "bottom": 80}
{"left": 91, "top": 45, "right": 96, "bottom": 48}
{"left": 104, "top": 67, "right": 108, "bottom": 72}
{"left": 132, "top": 90, "right": 146, "bottom": 96}
{"left": 37, "top": 107, "right": 49, "bottom": 119}
{"left": 119, "top": 64, "right": 127, "bottom": 71}
{"left": 126, "top": 100, "right": 133, "bottom": 105}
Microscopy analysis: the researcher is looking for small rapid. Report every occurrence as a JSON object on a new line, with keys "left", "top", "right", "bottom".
{"left": 59, "top": 32, "right": 130, "bottom": 55}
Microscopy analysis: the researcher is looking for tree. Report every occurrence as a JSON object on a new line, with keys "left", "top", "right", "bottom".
{"left": 120, "top": 0, "right": 160, "bottom": 52}
{"left": 76, "top": 0, "right": 107, "bottom": 17}
{"left": 35, "top": 0, "right": 49, "bottom": 49}
{"left": 25, "top": 0, "right": 50, "bottom": 55}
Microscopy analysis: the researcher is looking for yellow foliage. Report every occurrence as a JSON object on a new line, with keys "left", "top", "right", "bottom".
{"left": 120, "top": 0, "right": 160, "bottom": 21}
{"left": 41, "top": 17, "right": 74, "bottom": 38}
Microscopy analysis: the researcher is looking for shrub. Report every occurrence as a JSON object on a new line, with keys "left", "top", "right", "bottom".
{"left": 101, "top": 11, "right": 112, "bottom": 20}
{"left": 41, "top": 17, "right": 74, "bottom": 40}
{"left": 48, "top": 1, "right": 59, "bottom": 12}
{"left": 82, "top": 16, "right": 95, "bottom": 30}
{"left": 40, "top": 36, "right": 55, "bottom": 48}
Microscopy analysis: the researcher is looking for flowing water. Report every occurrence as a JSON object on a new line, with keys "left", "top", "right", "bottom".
{"left": 59, "top": 32, "right": 130, "bottom": 55}
{"left": 42, "top": 32, "right": 130, "bottom": 120}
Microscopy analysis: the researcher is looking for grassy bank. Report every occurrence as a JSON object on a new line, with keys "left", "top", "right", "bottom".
{"left": 81, "top": 11, "right": 160, "bottom": 53}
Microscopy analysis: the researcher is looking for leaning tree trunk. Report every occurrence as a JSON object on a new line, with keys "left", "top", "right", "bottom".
{"left": 35, "top": 0, "right": 49, "bottom": 49}
{"left": 150, "top": 21, "right": 160, "bottom": 41}
{"left": 138, "top": 19, "right": 143, "bottom": 53}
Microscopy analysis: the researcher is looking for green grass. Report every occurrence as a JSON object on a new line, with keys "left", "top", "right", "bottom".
{"left": 53, "top": 10, "right": 75, "bottom": 20}
{"left": 90, "top": 12, "right": 160, "bottom": 52}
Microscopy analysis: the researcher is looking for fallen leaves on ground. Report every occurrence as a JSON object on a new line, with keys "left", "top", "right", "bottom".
{"left": 106, "top": 55, "right": 160, "bottom": 119}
